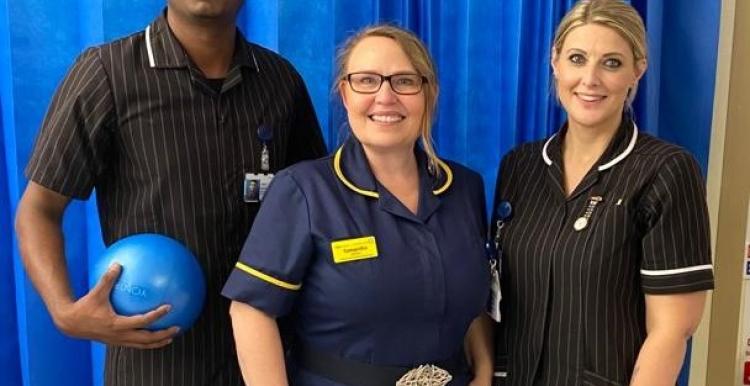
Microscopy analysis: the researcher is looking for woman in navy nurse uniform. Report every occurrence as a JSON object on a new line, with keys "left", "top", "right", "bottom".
{"left": 491, "top": 1, "right": 714, "bottom": 385}
{"left": 223, "top": 25, "right": 493, "bottom": 386}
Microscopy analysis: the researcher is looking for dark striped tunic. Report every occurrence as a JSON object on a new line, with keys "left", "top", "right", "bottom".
{"left": 25, "top": 12, "right": 326, "bottom": 386}
{"left": 491, "top": 118, "right": 714, "bottom": 386}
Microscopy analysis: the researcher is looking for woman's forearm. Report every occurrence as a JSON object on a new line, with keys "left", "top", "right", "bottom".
{"left": 229, "top": 301, "right": 288, "bottom": 386}
{"left": 630, "top": 330, "right": 687, "bottom": 386}
{"left": 631, "top": 292, "right": 707, "bottom": 386}
{"left": 465, "top": 314, "right": 494, "bottom": 385}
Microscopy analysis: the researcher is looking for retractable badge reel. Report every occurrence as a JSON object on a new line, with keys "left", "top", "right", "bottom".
{"left": 487, "top": 200, "right": 512, "bottom": 323}
{"left": 243, "top": 124, "right": 275, "bottom": 203}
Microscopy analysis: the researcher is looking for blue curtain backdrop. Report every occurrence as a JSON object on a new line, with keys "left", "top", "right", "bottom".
{"left": 0, "top": 1, "right": 720, "bottom": 385}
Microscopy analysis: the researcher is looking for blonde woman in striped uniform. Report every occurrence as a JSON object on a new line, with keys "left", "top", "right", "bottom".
{"left": 491, "top": 1, "right": 713, "bottom": 385}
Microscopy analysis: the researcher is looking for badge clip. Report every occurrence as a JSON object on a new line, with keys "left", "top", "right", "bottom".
{"left": 574, "top": 195, "right": 603, "bottom": 231}
{"left": 257, "top": 124, "right": 274, "bottom": 172}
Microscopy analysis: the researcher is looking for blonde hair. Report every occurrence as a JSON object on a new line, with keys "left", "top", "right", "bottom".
{"left": 553, "top": 0, "right": 647, "bottom": 106}
{"left": 334, "top": 24, "right": 441, "bottom": 172}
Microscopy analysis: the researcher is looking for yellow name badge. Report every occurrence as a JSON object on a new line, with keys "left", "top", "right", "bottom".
{"left": 331, "top": 236, "right": 379, "bottom": 263}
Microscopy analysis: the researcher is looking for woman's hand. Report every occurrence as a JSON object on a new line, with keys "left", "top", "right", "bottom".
{"left": 465, "top": 314, "right": 495, "bottom": 386}
{"left": 468, "top": 374, "right": 493, "bottom": 386}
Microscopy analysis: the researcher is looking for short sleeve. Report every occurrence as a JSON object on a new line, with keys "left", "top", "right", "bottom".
{"left": 638, "top": 152, "right": 714, "bottom": 294}
{"left": 222, "top": 170, "right": 314, "bottom": 317}
{"left": 284, "top": 64, "right": 327, "bottom": 166}
{"left": 25, "top": 47, "right": 115, "bottom": 199}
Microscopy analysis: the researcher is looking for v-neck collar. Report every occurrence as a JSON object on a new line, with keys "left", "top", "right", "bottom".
{"left": 144, "top": 10, "right": 259, "bottom": 94}
{"left": 332, "top": 137, "right": 453, "bottom": 222}
{"left": 541, "top": 116, "right": 638, "bottom": 200}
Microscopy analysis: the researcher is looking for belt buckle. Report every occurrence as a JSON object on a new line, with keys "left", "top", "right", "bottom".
{"left": 395, "top": 364, "right": 452, "bottom": 386}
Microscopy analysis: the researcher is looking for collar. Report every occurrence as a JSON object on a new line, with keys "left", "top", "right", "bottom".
{"left": 541, "top": 116, "right": 638, "bottom": 172}
{"left": 333, "top": 137, "right": 453, "bottom": 199}
{"left": 144, "top": 10, "right": 259, "bottom": 72}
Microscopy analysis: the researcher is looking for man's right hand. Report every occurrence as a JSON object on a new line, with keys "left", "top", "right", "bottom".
{"left": 16, "top": 183, "right": 180, "bottom": 350}
{"left": 55, "top": 263, "right": 180, "bottom": 349}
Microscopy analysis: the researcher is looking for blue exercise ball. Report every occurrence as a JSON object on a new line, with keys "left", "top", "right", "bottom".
{"left": 91, "top": 233, "right": 206, "bottom": 332}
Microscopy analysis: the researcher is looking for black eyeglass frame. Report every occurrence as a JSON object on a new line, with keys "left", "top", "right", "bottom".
{"left": 343, "top": 72, "right": 428, "bottom": 95}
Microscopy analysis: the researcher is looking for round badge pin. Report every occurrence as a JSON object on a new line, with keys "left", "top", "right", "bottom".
{"left": 573, "top": 217, "right": 588, "bottom": 231}
{"left": 257, "top": 124, "right": 274, "bottom": 142}
{"left": 497, "top": 200, "right": 513, "bottom": 221}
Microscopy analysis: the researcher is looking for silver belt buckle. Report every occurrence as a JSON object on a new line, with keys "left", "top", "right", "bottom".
{"left": 395, "top": 364, "right": 453, "bottom": 386}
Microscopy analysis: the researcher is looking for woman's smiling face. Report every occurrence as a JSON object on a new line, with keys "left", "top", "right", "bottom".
{"left": 339, "top": 36, "right": 425, "bottom": 153}
{"left": 552, "top": 23, "right": 646, "bottom": 131}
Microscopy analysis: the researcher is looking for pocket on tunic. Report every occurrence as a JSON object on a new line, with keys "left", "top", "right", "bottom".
{"left": 581, "top": 369, "right": 625, "bottom": 386}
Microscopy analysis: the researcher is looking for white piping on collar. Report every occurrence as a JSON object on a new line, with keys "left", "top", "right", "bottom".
{"left": 251, "top": 52, "right": 259, "bottom": 72}
{"left": 146, "top": 24, "right": 259, "bottom": 72}
{"left": 145, "top": 25, "right": 156, "bottom": 68}
{"left": 541, "top": 133, "right": 557, "bottom": 166}
{"left": 541, "top": 123, "right": 639, "bottom": 171}
{"left": 598, "top": 123, "right": 638, "bottom": 171}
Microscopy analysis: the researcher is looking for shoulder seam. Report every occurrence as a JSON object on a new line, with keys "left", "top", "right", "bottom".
{"left": 92, "top": 46, "right": 118, "bottom": 130}
{"left": 285, "top": 171, "right": 314, "bottom": 237}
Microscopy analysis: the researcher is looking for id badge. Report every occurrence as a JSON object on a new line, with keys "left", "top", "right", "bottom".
{"left": 244, "top": 173, "right": 274, "bottom": 203}
{"left": 488, "top": 257, "right": 502, "bottom": 322}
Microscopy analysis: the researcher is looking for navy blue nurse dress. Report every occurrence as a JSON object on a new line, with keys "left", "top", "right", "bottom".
{"left": 223, "top": 137, "right": 490, "bottom": 385}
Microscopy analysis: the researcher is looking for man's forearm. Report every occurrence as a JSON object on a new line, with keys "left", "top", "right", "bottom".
{"left": 15, "top": 186, "right": 75, "bottom": 325}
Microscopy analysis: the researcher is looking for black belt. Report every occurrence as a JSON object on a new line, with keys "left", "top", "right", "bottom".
{"left": 295, "top": 345, "right": 467, "bottom": 386}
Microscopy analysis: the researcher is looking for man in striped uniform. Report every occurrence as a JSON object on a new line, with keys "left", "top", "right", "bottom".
{"left": 14, "top": 0, "right": 326, "bottom": 385}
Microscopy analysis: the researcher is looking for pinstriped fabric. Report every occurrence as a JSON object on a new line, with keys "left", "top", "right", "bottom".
{"left": 25, "top": 13, "right": 326, "bottom": 386}
{"left": 492, "top": 119, "right": 713, "bottom": 386}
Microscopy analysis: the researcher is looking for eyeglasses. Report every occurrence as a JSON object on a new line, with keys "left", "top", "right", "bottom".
{"left": 344, "top": 72, "right": 427, "bottom": 95}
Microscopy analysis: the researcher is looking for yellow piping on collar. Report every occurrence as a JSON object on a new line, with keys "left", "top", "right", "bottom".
{"left": 432, "top": 158, "right": 453, "bottom": 194}
{"left": 333, "top": 147, "right": 380, "bottom": 198}
{"left": 235, "top": 262, "right": 301, "bottom": 291}
{"left": 333, "top": 146, "right": 453, "bottom": 198}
